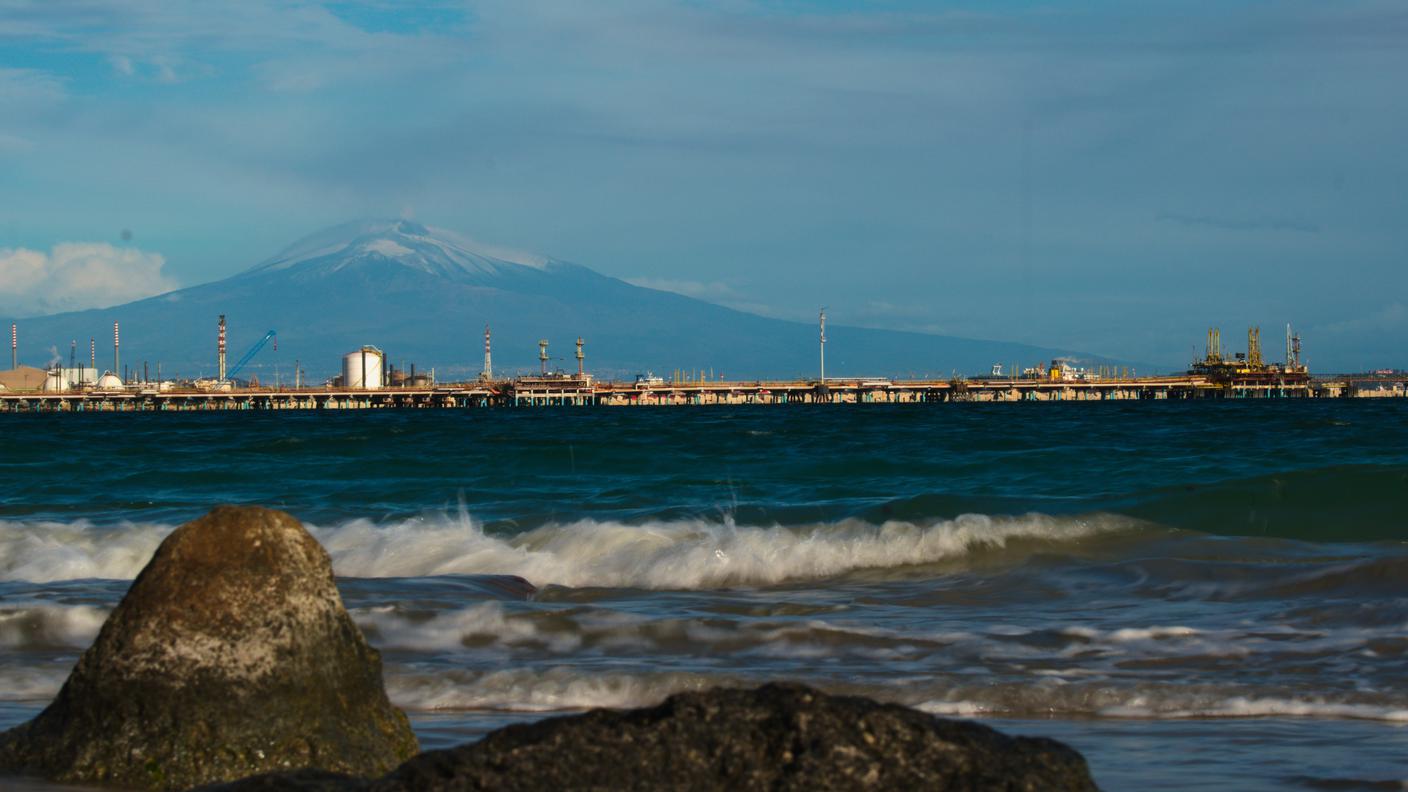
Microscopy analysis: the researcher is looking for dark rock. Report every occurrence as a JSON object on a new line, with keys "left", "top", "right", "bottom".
{"left": 0, "top": 505, "right": 418, "bottom": 790}
{"left": 210, "top": 683, "right": 1098, "bottom": 791}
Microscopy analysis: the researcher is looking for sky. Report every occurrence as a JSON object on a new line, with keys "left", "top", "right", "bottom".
{"left": 0, "top": 0, "right": 1404, "bottom": 371}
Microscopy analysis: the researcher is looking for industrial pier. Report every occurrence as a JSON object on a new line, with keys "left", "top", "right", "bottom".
{"left": 0, "top": 373, "right": 1382, "bottom": 413}
{"left": 0, "top": 321, "right": 1400, "bottom": 413}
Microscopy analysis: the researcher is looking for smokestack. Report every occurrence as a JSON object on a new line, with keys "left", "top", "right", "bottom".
{"left": 539, "top": 340, "right": 549, "bottom": 376}
{"left": 114, "top": 322, "right": 120, "bottom": 381}
{"left": 483, "top": 324, "right": 492, "bottom": 380}
{"left": 70, "top": 340, "right": 76, "bottom": 371}
{"left": 10, "top": 323, "right": 15, "bottom": 370}
{"left": 218, "top": 314, "right": 227, "bottom": 381}
{"left": 90, "top": 338, "right": 95, "bottom": 371}
{"left": 819, "top": 308, "right": 827, "bottom": 382}
{"left": 576, "top": 337, "right": 584, "bottom": 378}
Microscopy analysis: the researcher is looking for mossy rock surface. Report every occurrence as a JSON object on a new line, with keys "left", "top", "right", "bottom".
{"left": 209, "top": 683, "right": 1098, "bottom": 791}
{"left": 0, "top": 505, "right": 418, "bottom": 790}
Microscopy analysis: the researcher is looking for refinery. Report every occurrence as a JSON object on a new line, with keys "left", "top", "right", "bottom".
{"left": 0, "top": 314, "right": 1402, "bottom": 412}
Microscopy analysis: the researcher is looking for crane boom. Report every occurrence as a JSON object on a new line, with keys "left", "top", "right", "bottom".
{"left": 227, "top": 330, "right": 276, "bottom": 380}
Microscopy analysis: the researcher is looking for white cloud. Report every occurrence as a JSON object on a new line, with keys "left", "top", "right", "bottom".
{"left": 109, "top": 55, "right": 135, "bottom": 76}
{"left": 0, "top": 243, "right": 178, "bottom": 317}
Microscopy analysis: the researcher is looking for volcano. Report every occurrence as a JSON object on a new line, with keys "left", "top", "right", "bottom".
{"left": 4, "top": 220, "right": 1126, "bottom": 382}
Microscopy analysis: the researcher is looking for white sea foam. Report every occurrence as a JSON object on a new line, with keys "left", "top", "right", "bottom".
{"left": 0, "top": 666, "right": 71, "bottom": 701}
{"left": 0, "top": 519, "right": 170, "bottom": 583}
{"left": 383, "top": 664, "right": 1408, "bottom": 724}
{"left": 353, "top": 602, "right": 965, "bottom": 661}
{"left": 319, "top": 511, "right": 1131, "bottom": 589}
{"left": 355, "top": 602, "right": 585, "bottom": 654}
{"left": 0, "top": 511, "right": 1135, "bottom": 588}
{"left": 914, "top": 682, "right": 1408, "bottom": 723}
{"left": 0, "top": 605, "right": 108, "bottom": 649}
{"left": 384, "top": 667, "right": 722, "bottom": 712}
{"left": 1098, "top": 696, "right": 1408, "bottom": 722}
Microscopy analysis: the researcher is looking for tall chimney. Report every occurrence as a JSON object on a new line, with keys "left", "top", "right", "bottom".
{"left": 483, "top": 324, "right": 493, "bottom": 380}
{"left": 218, "top": 314, "right": 227, "bottom": 381}
{"left": 114, "top": 322, "right": 120, "bottom": 380}
{"left": 10, "top": 323, "right": 15, "bottom": 370}
{"left": 575, "top": 337, "right": 584, "bottom": 378}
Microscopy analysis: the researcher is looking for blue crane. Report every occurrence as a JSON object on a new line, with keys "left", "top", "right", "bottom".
{"left": 227, "top": 330, "right": 277, "bottom": 380}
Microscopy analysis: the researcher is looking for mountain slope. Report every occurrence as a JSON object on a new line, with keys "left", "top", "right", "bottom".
{"left": 4, "top": 220, "right": 1147, "bottom": 381}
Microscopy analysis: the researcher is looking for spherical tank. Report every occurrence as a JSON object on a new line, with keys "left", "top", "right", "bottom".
{"left": 342, "top": 347, "right": 385, "bottom": 389}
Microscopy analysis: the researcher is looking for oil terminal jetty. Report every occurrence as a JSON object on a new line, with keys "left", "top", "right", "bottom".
{"left": 0, "top": 322, "right": 1401, "bottom": 412}
{"left": 0, "top": 371, "right": 1401, "bottom": 413}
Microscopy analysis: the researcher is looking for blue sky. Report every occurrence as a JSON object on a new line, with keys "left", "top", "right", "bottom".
{"left": 1, "top": 0, "right": 1404, "bottom": 370}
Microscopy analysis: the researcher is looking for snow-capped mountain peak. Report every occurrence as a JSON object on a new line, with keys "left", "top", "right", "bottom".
{"left": 240, "top": 219, "right": 553, "bottom": 282}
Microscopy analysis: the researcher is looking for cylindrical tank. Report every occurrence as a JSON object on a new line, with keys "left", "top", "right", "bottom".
{"left": 342, "top": 346, "right": 385, "bottom": 389}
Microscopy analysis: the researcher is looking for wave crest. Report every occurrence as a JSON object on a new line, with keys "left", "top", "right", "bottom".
{"left": 0, "top": 511, "right": 1137, "bottom": 588}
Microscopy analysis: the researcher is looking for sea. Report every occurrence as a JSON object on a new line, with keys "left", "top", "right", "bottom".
{"left": 1, "top": 401, "right": 1406, "bottom": 790}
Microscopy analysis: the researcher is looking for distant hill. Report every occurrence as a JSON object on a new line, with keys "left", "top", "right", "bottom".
{"left": 3, "top": 220, "right": 1143, "bottom": 382}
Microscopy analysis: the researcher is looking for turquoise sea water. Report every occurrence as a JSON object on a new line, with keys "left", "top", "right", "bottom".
{"left": 2, "top": 402, "right": 1407, "bottom": 789}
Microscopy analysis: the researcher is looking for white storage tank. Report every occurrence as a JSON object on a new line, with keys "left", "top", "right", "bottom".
{"left": 43, "top": 369, "right": 65, "bottom": 392}
{"left": 342, "top": 346, "right": 385, "bottom": 389}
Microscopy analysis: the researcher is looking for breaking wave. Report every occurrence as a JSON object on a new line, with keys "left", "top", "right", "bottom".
{"left": 0, "top": 518, "right": 170, "bottom": 584}
{"left": 0, "top": 604, "right": 108, "bottom": 650}
{"left": 0, "top": 511, "right": 1138, "bottom": 588}
{"left": 384, "top": 667, "right": 727, "bottom": 713}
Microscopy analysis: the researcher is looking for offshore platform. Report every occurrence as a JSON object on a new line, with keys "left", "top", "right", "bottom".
{"left": 1190, "top": 325, "right": 1310, "bottom": 393}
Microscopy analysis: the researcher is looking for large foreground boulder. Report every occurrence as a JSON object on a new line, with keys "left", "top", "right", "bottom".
{"left": 0, "top": 505, "right": 418, "bottom": 790}
{"left": 212, "top": 683, "right": 1098, "bottom": 791}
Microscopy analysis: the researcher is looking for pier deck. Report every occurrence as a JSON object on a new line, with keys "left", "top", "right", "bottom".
{"left": 0, "top": 372, "right": 1355, "bottom": 413}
